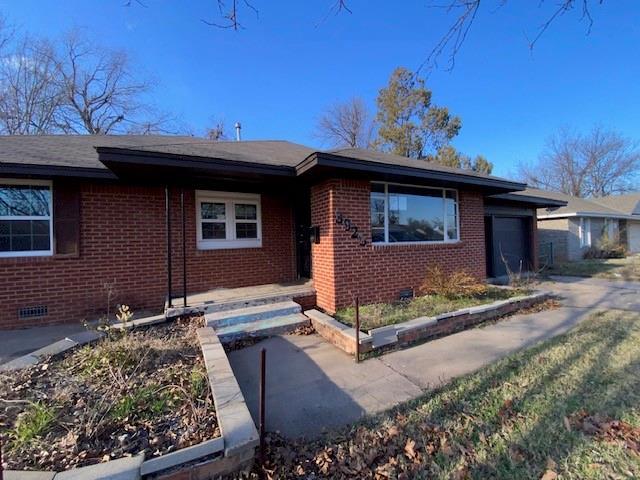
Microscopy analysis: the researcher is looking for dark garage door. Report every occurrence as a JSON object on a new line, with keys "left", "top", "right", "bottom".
{"left": 488, "top": 216, "right": 530, "bottom": 278}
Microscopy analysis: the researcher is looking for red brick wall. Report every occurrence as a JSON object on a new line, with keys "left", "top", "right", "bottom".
{"left": 311, "top": 179, "right": 486, "bottom": 313}
{"left": 0, "top": 182, "right": 296, "bottom": 329}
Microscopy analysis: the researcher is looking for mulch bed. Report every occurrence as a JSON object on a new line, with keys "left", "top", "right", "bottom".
{"left": 0, "top": 317, "right": 219, "bottom": 472}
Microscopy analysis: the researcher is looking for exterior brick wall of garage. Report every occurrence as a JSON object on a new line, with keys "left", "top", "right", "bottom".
{"left": 310, "top": 178, "right": 487, "bottom": 313}
{"left": 0, "top": 182, "right": 297, "bottom": 329}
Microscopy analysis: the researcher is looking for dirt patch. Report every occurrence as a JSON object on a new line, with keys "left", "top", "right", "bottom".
{"left": 0, "top": 317, "right": 219, "bottom": 472}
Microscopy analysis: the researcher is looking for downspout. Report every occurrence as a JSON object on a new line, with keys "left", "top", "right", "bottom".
{"left": 166, "top": 185, "right": 173, "bottom": 308}
{"left": 181, "top": 188, "right": 187, "bottom": 307}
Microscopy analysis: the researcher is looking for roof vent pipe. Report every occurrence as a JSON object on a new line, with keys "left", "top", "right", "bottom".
{"left": 234, "top": 122, "right": 241, "bottom": 141}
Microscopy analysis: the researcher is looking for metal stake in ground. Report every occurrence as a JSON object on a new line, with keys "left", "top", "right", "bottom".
{"left": 259, "top": 347, "right": 266, "bottom": 465}
{"left": 355, "top": 297, "right": 360, "bottom": 363}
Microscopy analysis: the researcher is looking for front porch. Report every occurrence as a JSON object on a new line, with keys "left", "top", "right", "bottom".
{"left": 166, "top": 279, "right": 316, "bottom": 318}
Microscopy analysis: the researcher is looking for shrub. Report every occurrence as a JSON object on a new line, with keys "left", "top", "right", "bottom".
{"left": 419, "top": 266, "right": 487, "bottom": 299}
{"left": 584, "top": 234, "right": 627, "bottom": 259}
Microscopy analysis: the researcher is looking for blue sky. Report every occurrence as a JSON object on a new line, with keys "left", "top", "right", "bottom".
{"left": 2, "top": 1, "right": 640, "bottom": 177}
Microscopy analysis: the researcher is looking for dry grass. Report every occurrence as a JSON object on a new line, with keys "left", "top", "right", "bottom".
{"left": 547, "top": 254, "right": 640, "bottom": 281}
{"left": 237, "top": 310, "right": 640, "bottom": 479}
{"left": 0, "top": 317, "right": 219, "bottom": 472}
{"left": 336, "top": 287, "right": 527, "bottom": 331}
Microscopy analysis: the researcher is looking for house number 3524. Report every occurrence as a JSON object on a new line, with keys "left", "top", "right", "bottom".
{"left": 335, "top": 211, "right": 367, "bottom": 246}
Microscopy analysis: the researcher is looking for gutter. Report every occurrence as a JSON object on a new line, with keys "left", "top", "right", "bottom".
{"left": 538, "top": 212, "right": 640, "bottom": 221}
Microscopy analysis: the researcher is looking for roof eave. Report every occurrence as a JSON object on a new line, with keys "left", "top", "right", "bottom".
{"left": 0, "top": 162, "right": 117, "bottom": 179}
{"left": 489, "top": 193, "right": 568, "bottom": 208}
{"left": 537, "top": 211, "right": 640, "bottom": 220}
{"left": 297, "top": 152, "right": 526, "bottom": 193}
{"left": 96, "top": 147, "right": 297, "bottom": 178}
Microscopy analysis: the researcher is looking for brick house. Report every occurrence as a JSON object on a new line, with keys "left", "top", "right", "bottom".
{"left": 0, "top": 136, "right": 561, "bottom": 329}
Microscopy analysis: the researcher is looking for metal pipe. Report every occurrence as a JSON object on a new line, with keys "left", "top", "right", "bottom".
{"left": 181, "top": 188, "right": 187, "bottom": 308}
{"left": 259, "top": 348, "right": 266, "bottom": 464}
{"left": 165, "top": 185, "right": 172, "bottom": 308}
{"left": 355, "top": 297, "right": 360, "bottom": 363}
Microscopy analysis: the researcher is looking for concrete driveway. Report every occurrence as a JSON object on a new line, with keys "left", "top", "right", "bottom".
{"left": 229, "top": 276, "right": 640, "bottom": 438}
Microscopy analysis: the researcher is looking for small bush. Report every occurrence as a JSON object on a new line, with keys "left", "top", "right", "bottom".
{"left": 419, "top": 266, "right": 487, "bottom": 299}
{"left": 584, "top": 235, "right": 627, "bottom": 259}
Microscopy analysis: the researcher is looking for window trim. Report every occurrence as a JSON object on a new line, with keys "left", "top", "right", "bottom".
{"left": 371, "top": 181, "right": 461, "bottom": 245}
{"left": 0, "top": 178, "right": 53, "bottom": 258}
{"left": 579, "top": 217, "right": 592, "bottom": 247}
{"left": 196, "top": 190, "right": 262, "bottom": 250}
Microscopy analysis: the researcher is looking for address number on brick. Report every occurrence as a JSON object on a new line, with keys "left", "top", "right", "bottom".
{"left": 335, "top": 211, "right": 367, "bottom": 246}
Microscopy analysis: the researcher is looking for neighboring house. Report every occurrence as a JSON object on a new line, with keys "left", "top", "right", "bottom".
{"left": 592, "top": 193, "right": 640, "bottom": 254}
{"left": 0, "top": 136, "right": 561, "bottom": 329}
{"left": 526, "top": 189, "right": 640, "bottom": 262}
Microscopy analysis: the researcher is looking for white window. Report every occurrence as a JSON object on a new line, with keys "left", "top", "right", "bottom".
{"left": 196, "top": 190, "right": 262, "bottom": 250}
{"left": 0, "top": 179, "right": 53, "bottom": 257}
{"left": 579, "top": 218, "right": 592, "bottom": 247}
{"left": 603, "top": 218, "right": 617, "bottom": 240}
{"left": 370, "top": 182, "right": 459, "bottom": 244}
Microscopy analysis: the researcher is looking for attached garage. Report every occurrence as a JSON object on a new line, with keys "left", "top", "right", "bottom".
{"left": 485, "top": 216, "right": 532, "bottom": 277}
{"left": 485, "top": 191, "right": 567, "bottom": 279}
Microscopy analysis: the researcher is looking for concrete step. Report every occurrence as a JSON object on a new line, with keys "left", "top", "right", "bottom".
{"left": 215, "top": 313, "right": 310, "bottom": 342}
{"left": 204, "top": 300, "right": 301, "bottom": 328}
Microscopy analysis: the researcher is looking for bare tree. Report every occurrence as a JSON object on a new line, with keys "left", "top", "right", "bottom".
{"left": 147, "top": 1, "right": 604, "bottom": 71}
{"left": 53, "top": 31, "right": 152, "bottom": 134}
{"left": 315, "top": 97, "right": 374, "bottom": 149}
{"left": 519, "top": 126, "right": 640, "bottom": 197}
{"left": 0, "top": 37, "right": 62, "bottom": 134}
{"left": 204, "top": 119, "right": 228, "bottom": 140}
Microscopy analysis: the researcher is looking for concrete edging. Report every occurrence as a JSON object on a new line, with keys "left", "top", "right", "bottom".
{"left": 306, "top": 291, "right": 552, "bottom": 356}
{"left": 0, "top": 330, "right": 105, "bottom": 372}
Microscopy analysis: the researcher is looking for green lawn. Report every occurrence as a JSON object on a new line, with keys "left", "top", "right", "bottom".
{"left": 335, "top": 287, "right": 527, "bottom": 331}
{"left": 248, "top": 310, "right": 640, "bottom": 479}
{"left": 547, "top": 255, "right": 640, "bottom": 281}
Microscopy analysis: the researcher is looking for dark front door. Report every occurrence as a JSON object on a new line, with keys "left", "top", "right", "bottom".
{"left": 294, "top": 189, "right": 311, "bottom": 279}
{"left": 490, "top": 216, "right": 531, "bottom": 277}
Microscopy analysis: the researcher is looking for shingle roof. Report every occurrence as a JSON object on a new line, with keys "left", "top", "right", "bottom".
{"left": 0, "top": 135, "right": 314, "bottom": 170}
{"left": 327, "top": 147, "right": 513, "bottom": 183}
{"left": 592, "top": 193, "right": 640, "bottom": 216}
{"left": 0, "top": 135, "right": 522, "bottom": 191}
{"left": 530, "top": 189, "right": 636, "bottom": 218}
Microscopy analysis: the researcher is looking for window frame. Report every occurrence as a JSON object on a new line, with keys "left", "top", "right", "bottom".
{"left": 579, "top": 217, "right": 592, "bottom": 247}
{"left": 0, "top": 178, "right": 54, "bottom": 258}
{"left": 196, "top": 190, "right": 262, "bottom": 250}
{"left": 370, "top": 181, "right": 460, "bottom": 245}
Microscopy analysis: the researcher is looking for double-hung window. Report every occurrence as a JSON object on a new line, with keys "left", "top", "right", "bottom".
{"left": 370, "top": 182, "right": 459, "bottom": 244}
{"left": 0, "top": 180, "right": 53, "bottom": 257}
{"left": 196, "top": 191, "right": 261, "bottom": 249}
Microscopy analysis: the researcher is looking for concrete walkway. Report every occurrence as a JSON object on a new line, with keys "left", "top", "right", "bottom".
{"left": 0, "top": 323, "right": 87, "bottom": 364}
{"left": 228, "top": 276, "right": 640, "bottom": 438}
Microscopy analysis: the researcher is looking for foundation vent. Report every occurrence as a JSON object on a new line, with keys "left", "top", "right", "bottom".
{"left": 18, "top": 305, "right": 48, "bottom": 319}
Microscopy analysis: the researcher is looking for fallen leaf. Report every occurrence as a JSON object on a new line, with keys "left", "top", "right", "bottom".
{"left": 563, "top": 416, "right": 571, "bottom": 432}
{"left": 540, "top": 469, "right": 558, "bottom": 480}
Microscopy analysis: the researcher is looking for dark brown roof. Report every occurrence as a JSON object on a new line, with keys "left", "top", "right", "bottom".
{"left": 327, "top": 148, "right": 514, "bottom": 184}
{"left": 0, "top": 135, "right": 313, "bottom": 171}
{"left": 0, "top": 134, "right": 525, "bottom": 192}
